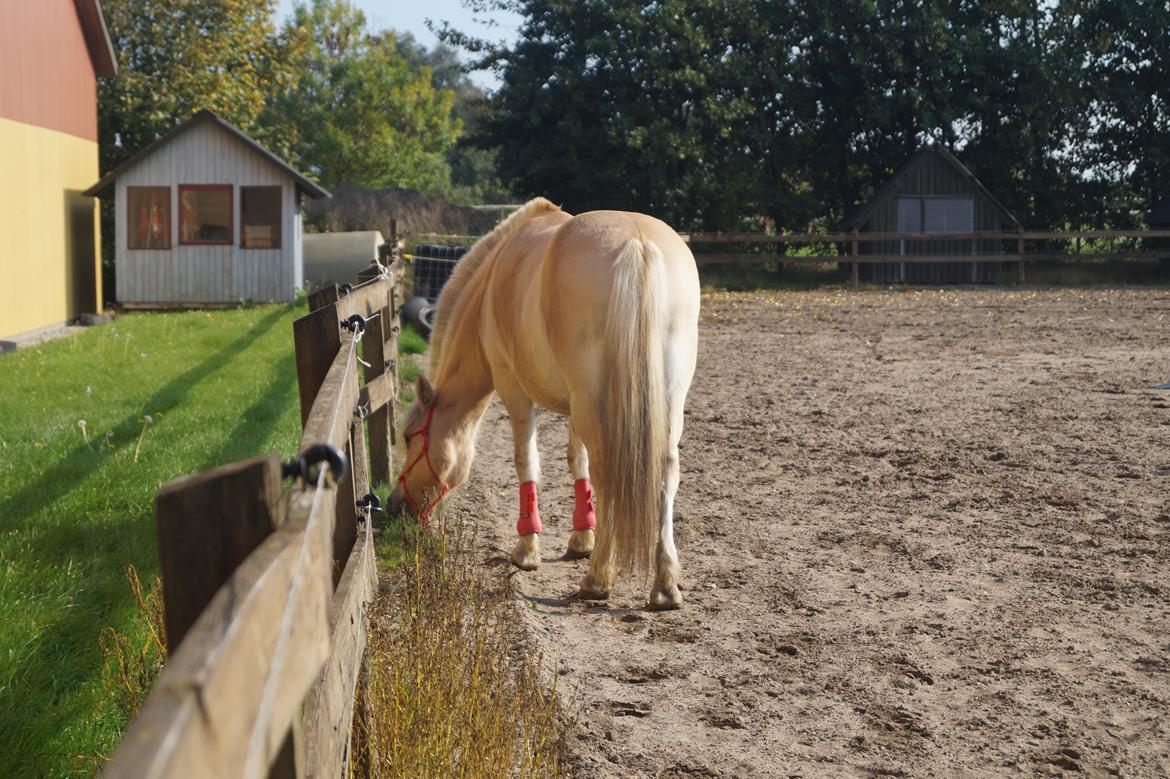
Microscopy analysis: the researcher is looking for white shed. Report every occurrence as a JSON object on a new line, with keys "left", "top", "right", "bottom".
{"left": 84, "top": 109, "right": 330, "bottom": 306}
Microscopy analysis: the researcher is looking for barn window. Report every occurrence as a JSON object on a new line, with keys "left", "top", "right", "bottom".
{"left": 896, "top": 196, "right": 974, "bottom": 233}
{"left": 240, "top": 186, "right": 282, "bottom": 249}
{"left": 127, "top": 187, "right": 171, "bottom": 250}
{"left": 179, "top": 185, "right": 233, "bottom": 245}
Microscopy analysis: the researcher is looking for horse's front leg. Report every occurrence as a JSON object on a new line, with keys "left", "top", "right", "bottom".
{"left": 507, "top": 398, "right": 543, "bottom": 571}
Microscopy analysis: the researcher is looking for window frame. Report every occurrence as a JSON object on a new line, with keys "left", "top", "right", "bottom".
{"left": 178, "top": 184, "right": 234, "bottom": 246}
{"left": 239, "top": 185, "right": 283, "bottom": 250}
{"left": 126, "top": 186, "right": 172, "bottom": 251}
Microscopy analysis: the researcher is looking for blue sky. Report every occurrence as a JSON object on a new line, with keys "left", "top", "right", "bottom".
{"left": 273, "top": 0, "right": 522, "bottom": 89}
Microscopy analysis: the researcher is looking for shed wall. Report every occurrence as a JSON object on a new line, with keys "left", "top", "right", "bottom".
{"left": 858, "top": 151, "right": 1010, "bottom": 283}
{"left": 115, "top": 121, "right": 299, "bottom": 303}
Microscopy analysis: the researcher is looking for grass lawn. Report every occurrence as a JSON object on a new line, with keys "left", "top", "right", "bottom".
{"left": 0, "top": 304, "right": 312, "bottom": 776}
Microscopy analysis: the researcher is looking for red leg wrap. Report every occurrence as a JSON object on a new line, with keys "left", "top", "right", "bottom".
{"left": 573, "top": 478, "right": 596, "bottom": 531}
{"left": 516, "top": 481, "right": 541, "bottom": 536}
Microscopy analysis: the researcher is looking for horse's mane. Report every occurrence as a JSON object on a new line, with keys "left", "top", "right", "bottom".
{"left": 427, "top": 197, "right": 561, "bottom": 376}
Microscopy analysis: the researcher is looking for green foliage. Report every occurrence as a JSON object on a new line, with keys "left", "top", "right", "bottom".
{"left": 98, "top": 0, "right": 290, "bottom": 170}
{"left": 264, "top": 1, "right": 461, "bottom": 193}
{"left": 451, "top": 0, "right": 1170, "bottom": 230}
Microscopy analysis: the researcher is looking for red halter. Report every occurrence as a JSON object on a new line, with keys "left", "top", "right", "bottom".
{"left": 396, "top": 403, "right": 450, "bottom": 521}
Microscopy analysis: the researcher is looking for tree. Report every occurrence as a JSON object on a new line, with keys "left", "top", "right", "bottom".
{"left": 265, "top": 0, "right": 460, "bottom": 193}
{"left": 98, "top": 0, "right": 288, "bottom": 171}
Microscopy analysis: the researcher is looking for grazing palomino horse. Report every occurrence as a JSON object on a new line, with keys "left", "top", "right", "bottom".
{"left": 387, "top": 198, "right": 700, "bottom": 609}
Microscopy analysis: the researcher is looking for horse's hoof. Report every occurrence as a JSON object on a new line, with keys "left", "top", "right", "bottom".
{"left": 510, "top": 534, "right": 540, "bottom": 571}
{"left": 647, "top": 584, "right": 683, "bottom": 611}
{"left": 564, "top": 529, "right": 594, "bottom": 559}
{"left": 577, "top": 571, "right": 610, "bottom": 600}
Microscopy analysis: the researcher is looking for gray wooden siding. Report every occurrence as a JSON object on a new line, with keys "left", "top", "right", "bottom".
{"left": 858, "top": 151, "right": 1009, "bottom": 283}
{"left": 115, "top": 121, "right": 300, "bottom": 303}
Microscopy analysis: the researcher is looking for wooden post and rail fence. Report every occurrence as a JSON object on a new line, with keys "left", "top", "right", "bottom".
{"left": 682, "top": 228, "right": 1170, "bottom": 284}
{"left": 104, "top": 223, "right": 406, "bottom": 778}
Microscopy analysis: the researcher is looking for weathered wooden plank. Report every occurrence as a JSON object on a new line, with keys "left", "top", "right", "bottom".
{"left": 104, "top": 486, "right": 335, "bottom": 779}
{"left": 686, "top": 229, "right": 1170, "bottom": 244}
{"left": 299, "top": 335, "right": 360, "bottom": 455}
{"left": 358, "top": 374, "right": 393, "bottom": 416}
{"left": 307, "top": 284, "right": 339, "bottom": 313}
{"left": 335, "top": 276, "right": 391, "bottom": 322}
{"left": 302, "top": 510, "right": 376, "bottom": 779}
{"left": 293, "top": 303, "right": 342, "bottom": 426}
{"left": 155, "top": 455, "right": 284, "bottom": 651}
{"left": 693, "top": 250, "right": 1170, "bottom": 266}
{"left": 360, "top": 313, "right": 391, "bottom": 486}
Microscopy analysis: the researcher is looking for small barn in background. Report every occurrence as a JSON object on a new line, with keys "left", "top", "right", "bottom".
{"left": 85, "top": 109, "right": 329, "bottom": 306}
{"left": 845, "top": 145, "right": 1019, "bottom": 284}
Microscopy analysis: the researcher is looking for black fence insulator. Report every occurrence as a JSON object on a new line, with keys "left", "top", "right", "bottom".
{"left": 341, "top": 313, "right": 366, "bottom": 336}
{"left": 338, "top": 282, "right": 353, "bottom": 297}
{"left": 357, "top": 492, "right": 383, "bottom": 520}
{"left": 287, "top": 443, "right": 349, "bottom": 483}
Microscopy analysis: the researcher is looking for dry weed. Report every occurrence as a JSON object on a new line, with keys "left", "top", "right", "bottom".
{"left": 98, "top": 564, "right": 167, "bottom": 721}
{"left": 358, "top": 521, "right": 571, "bottom": 777}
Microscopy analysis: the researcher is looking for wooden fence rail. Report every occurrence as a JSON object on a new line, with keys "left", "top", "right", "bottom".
{"left": 684, "top": 229, "right": 1170, "bottom": 277}
{"left": 105, "top": 236, "right": 404, "bottom": 778}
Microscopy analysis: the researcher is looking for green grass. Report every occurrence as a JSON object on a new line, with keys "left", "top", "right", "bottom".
{"left": 0, "top": 304, "right": 306, "bottom": 776}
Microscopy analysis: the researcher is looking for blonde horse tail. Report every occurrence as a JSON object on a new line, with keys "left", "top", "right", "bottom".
{"left": 594, "top": 239, "right": 668, "bottom": 578}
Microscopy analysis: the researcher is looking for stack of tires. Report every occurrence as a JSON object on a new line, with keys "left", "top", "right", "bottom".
{"left": 404, "top": 243, "right": 469, "bottom": 339}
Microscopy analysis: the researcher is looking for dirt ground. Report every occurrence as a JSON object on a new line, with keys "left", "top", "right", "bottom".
{"left": 440, "top": 287, "right": 1170, "bottom": 778}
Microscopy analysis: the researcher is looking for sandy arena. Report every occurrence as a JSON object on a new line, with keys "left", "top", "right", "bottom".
{"left": 440, "top": 287, "right": 1170, "bottom": 778}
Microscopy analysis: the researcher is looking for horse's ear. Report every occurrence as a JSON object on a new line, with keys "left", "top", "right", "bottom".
{"left": 416, "top": 375, "right": 436, "bottom": 406}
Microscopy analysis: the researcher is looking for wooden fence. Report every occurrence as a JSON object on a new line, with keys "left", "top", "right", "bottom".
{"left": 104, "top": 245, "right": 404, "bottom": 778}
{"left": 686, "top": 228, "right": 1170, "bottom": 283}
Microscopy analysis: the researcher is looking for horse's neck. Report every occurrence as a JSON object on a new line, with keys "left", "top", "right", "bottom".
{"left": 434, "top": 282, "right": 494, "bottom": 423}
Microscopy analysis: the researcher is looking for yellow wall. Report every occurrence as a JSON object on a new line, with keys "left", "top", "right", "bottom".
{"left": 0, "top": 115, "right": 102, "bottom": 339}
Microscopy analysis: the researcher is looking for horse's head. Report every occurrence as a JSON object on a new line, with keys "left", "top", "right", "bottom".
{"left": 387, "top": 375, "right": 477, "bottom": 520}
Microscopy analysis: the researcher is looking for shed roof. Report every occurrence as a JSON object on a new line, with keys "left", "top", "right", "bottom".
{"left": 74, "top": 0, "right": 117, "bottom": 78}
{"left": 844, "top": 144, "right": 1019, "bottom": 230}
{"left": 83, "top": 109, "right": 330, "bottom": 199}
{"left": 1147, "top": 194, "right": 1170, "bottom": 227}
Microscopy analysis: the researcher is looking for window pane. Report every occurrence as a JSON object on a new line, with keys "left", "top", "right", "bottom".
{"left": 179, "top": 186, "right": 232, "bottom": 244}
{"left": 896, "top": 197, "right": 922, "bottom": 232}
{"left": 127, "top": 187, "right": 171, "bottom": 249}
{"left": 924, "top": 198, "right": 973, "bottom": 232}
{"left": 241, "top": 186, "right": 282, "bottom": 249}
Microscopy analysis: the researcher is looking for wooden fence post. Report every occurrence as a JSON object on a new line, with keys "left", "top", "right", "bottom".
{"left": 850, "top": 230, "right": 860, "bottom": 287}
{"left": 154, "top": 454, "right": 303, "bottom": 779}
{"left": 360, "top": 313, "right": 391, "bottom": 486}
{"left": 155, "top": 455, "right": 285, "bottom": 650}
{"left": 1017, "top": 227, "right": 1026, "bottom": 283}
{"left": 294, "top": 303, "right": 343, "bottom": 426}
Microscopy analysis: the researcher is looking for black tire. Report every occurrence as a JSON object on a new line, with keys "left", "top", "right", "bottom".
{"left": 418, "top": 304, "right": 436, "bottom": 338}
{"left": 402, "top": 296, "right": 429, "bottom": 327}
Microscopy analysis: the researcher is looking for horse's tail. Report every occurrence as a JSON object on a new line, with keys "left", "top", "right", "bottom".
{"left": 594, "top": 238, "right": 668, "bottom": 577}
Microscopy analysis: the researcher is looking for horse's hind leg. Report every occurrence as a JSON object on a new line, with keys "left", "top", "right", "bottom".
{"left": 648, "top": 337, "right": 695, "bottom": 610}
{"left": 565, "top": 424, "right": 595, "bottom": 559}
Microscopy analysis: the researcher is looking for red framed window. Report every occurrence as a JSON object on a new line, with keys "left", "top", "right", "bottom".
{"left": 179, "top": 185, "right": 233, "bottom": 245}
{"left": 127, "top": 186, "right": 171, "bottom": 250}
{"left": 240, "top": 186, "right": 282, "bottom": 249}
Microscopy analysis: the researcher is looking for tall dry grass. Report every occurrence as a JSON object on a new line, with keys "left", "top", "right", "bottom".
{"left": 98, "top": 565, "right": 168, "bottom": 721}
{"left": 357, "top": 521, "right": 571, "bottom": 778}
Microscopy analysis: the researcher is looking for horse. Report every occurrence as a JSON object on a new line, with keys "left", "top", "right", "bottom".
{"left": 387, "top": 198, "right": 700, "bottom": 609}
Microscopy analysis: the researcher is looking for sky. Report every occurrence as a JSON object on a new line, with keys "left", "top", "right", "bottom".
{"left": 273, "top": 0, "right": 523, "bottom": 90}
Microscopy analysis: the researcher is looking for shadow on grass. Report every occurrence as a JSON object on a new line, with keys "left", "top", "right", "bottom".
{"left": 0, "top": 305, "right": 288, "bottom": 531}
{"left": 0, "top": 305, "right": 291, "bottom": 776}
